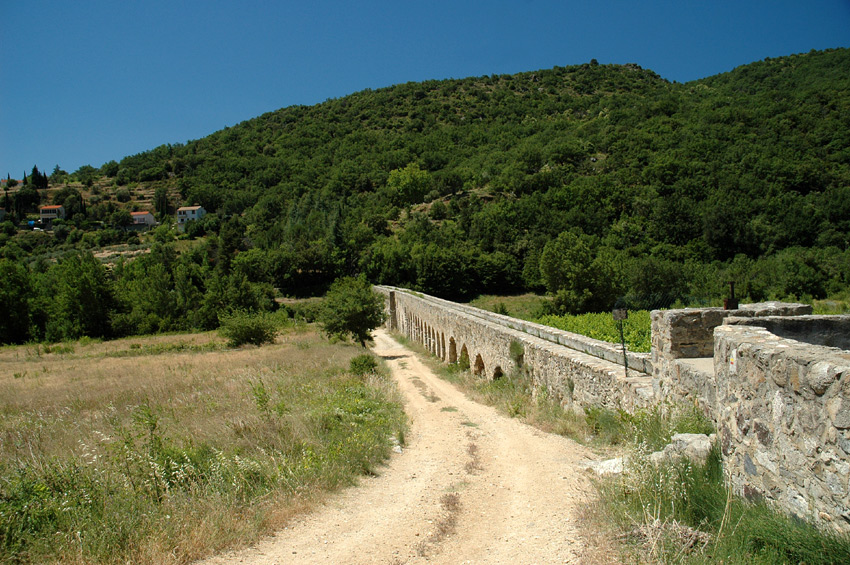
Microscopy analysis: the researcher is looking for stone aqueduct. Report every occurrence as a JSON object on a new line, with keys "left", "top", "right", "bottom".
{"left": 376, "top": 286, "right": 850, "bottom": 532}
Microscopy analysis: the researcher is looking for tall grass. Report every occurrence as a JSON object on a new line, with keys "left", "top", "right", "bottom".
{"left": 0, "top": 328, "right": 406, "bottom": 564}
{"left": 597, "top": 440, "right": 850, "bottom": 564}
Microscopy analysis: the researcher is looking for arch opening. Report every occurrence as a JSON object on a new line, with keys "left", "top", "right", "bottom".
{"left": 473, "top": 354, "right": 485, "bottom": 376}
{"left": 493, "top": 366, "right": 504, "bottom": 380}
{"left": 459, "top": 345, "right": 470, "bottom": 371}
{"left": 448, "top": 338, "right": 458, "bottom": 364}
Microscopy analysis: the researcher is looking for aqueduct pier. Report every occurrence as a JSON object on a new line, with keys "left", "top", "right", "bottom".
{"left": 377, "top": 286, "right": 850, "bottom": 532}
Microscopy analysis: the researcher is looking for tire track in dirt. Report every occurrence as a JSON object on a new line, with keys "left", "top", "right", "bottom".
{"left": 198, "top": 329, "right": 599, "bottom": 564}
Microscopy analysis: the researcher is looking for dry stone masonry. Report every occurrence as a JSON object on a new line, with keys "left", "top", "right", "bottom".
{"left": 715, "top": 315, "right": 850, "bottom": 529}
{"left": 377, "top": 286, "right": 850, "bottom": 532}
{"left": 379, "top": 286, "right": 654, "bottom": 413}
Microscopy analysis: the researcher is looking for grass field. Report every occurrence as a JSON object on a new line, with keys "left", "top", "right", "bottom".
{"left": 466, "top": 293, "right": 550, "bottom": 321}
{"left": 0, "top": 326, "right": 406, "bottom": 564}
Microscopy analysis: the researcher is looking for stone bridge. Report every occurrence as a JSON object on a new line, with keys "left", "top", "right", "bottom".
{"left": 376, "top": 285, "right": 850, "bottom": 532}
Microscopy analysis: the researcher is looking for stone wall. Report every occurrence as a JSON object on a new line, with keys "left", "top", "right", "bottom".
{"left": 714, "top": 321, "right": 850, "bottom": 531}
{"left": 651, "top": 303, "right": 812, "bottom": 417}
{"left": 378, "top": 286, "right": 654, "bottom": 413}
{"left": 377, "top": 285, "right": 850, "bottom": 531}
{"left": 726, "top": 314, "right": 850, "bottom": 350}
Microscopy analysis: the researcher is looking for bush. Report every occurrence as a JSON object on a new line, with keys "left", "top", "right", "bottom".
{"left": 350, "top": 354, "right": 378, "bottom": 376}
{"left": 318, "top": 276, "right": 387, "bottom": 347}
{"left": 116, "top": 188, "right": 132, "bottom": 203}
{"left": 218, "top": 311, "right": 278, "bottom": 347}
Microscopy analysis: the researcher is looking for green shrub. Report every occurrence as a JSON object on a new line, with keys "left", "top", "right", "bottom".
{"left": 535, "top": 310, "right": 652, "bottom": 352}
{"left": 509, "top": 340, "right": 524, "bottom": 367}
{"left": 218, "top": 311, "right": 278, "bottom": 347}
{"left": 350, "top": 354, "right": 378, "bottom": 376}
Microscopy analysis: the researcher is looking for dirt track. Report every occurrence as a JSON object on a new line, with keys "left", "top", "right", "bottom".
{"left": 200, "top": 329, "right": 600, "bottom": 564}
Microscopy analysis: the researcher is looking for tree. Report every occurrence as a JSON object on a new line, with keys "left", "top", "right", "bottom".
{"left": 50, "top": 165, "right": 67, "bottom": 184}
{"left": 383, "top": 163, "right": 430, "bottom": 206}
{"left": 0, "top": 259, "right": 33, "bottom": 344}
{"left": 52, "top": 187, "right": 85, "bottom": 219}
{"left": 110, "top": 209, "right": 133, "bottom": 229}
{"left": 538, "top": 230, "right": 614, "bottom": 314}
{"left": 318, "top": 276, "right": 387, "bottom": 347}
{"left": 13, "top": 186, "right": 40, "bottom": 217}
{"left": 43, "top": 252, "right": 113, "bottom": 341}
{"left": 154, "top": 186, "right": 169, "bottom": 217}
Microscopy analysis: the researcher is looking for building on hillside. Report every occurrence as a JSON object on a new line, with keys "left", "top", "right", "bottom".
{"left": 176, "top": 205, "right": 206, "bottom": 232}
{"left": 130, "top": 210, "right": 157, "bottom": 228}
{"left": 39, "top": 205, "right": 65, "bottom": 225}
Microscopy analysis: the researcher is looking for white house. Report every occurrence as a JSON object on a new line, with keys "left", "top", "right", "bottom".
{"left": 130, "top": 210, "right": 156, "bottom": 227}
{"left": 39, "top": 205, "right": 65, "bottom": 222}
{"left": 176, "top": 205, "right": 206, "bottom": 232}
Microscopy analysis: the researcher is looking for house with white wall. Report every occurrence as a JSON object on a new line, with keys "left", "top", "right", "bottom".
{"left": 39, "top": 205, "right": 65, "bottom": 225}
{"left": 176, "top": 205, "right": 206, "bottom": 232}
{"left": 131, "top": 210, "right": 156, "bottom": 227}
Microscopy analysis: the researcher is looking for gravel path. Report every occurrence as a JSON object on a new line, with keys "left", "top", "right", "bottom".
{"left": 199, "top": 329, "right": 601, "bottom": 564}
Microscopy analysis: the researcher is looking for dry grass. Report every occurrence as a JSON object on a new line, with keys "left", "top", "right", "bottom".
{"left": 0, "top": 330, "right": 339, "bottom": 462}
{"left": 0, "top": 327, "right": 406, "bottom": 564}
{"left": 464, "top": 442, "right": 483, "bottom": 474}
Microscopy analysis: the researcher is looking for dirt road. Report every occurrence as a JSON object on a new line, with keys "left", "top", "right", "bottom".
{"left": 201, "top": 329, "right": 600, "bottom": 564}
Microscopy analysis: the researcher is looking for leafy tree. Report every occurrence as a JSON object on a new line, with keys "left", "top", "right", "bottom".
{"left": 383, "top": 163, "right": 430, "bottom": 206}
{"left": 52, "top": 187, "right": 85, "bottom": 219}
{"left": 100, "top": 160, "right": 119, "bottom": 177}
{"left": 218, "top": 310, "right": 278, "bottom": 347}
{"left": 539, "top": 230, "right": 614, "bottom": 314}
{"left": 154, "top": 186, "right": 170, "bottom": 217}
{"left": 13, "top": 186, "right": 40, "bottom": 217}
{"left": 110, "top": 209, "right": 133, "bottom": 229}
{"left": 42, "top": 252, "right": 113, "bottom": 341}
{"left": 49, "top": 165, "right": 67, "bottom": 184}
{"left": 319, "top": 276, "right": 387, "bottom": 347}
{"left": 74, "top": 164, "right": 98, "bottom": 187}
{"left": 0, "top": 259, "right": 33, "bottom": 343}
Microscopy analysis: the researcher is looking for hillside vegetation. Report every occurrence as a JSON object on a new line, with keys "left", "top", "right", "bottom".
{"left": 2, "top": 49, "right": 849, "bottom": 343}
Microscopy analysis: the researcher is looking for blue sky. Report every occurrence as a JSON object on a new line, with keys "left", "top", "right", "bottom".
{"left": 2, "top": 1, "right": 848, "bottom": 178}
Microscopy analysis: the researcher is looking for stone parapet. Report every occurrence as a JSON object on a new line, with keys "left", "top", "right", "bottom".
{"left": 652, "top": 302, "right": 812, "bottom": 361}
{"left": 655, "top": 357, "right": 716, "bottom": 419}
{"left": 715, "top": 323, "right": 850, "bottom": 531}
{"left": 377, "top": 286, "right": 654, "bottom": 413}
{"left": 382, "top": 285, "right": 652, "bottom": 374}
{"left": 651, "top": 302, "right": 812, "bottom": 414}
{"left": 725, "top": 314, "right": 850, "bottom": 350}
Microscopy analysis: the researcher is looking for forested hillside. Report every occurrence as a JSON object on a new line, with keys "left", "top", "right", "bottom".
{"left": 2, "top": 49, "right": 849, "bottom": 343}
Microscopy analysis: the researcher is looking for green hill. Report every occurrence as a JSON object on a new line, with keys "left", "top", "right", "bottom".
{"left": 2, "top": 49, "right": 849, "bottom": 343}
{"left": 119, "top": 50, "right": 850, "bottom": 295}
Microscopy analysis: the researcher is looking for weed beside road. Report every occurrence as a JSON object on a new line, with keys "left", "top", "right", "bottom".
{"left": 0, "top": 328, "right": 405, "bottom": 564}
